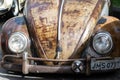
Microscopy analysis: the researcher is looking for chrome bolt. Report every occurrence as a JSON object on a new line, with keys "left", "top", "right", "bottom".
{"left": 72, "top": 60, "right": 84, "bottom": 73}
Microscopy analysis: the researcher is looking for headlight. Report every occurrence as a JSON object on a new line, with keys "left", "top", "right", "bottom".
{"left": 8, "top": 32, "right": 28, "bottom": 53}
{"left": 92, "top": 31, "right": 113, "bottom": 55}
{"left": 0, "top": 0, "right": 4, "bottom": 6}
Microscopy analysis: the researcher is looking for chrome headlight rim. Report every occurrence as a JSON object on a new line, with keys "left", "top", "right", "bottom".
{"left": 92, "top": 31, "right": 113, "bottom": 55}
{"left": 8, "top": 32, "right": 28, "bottom": 53}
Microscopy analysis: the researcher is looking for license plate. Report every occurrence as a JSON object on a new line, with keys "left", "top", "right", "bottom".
{"left": 91, "top": 58, "right": 120, "bottom": 71}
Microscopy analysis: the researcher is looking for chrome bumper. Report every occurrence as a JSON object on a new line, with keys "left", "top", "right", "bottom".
{"left": 1, "top": 53, "right": 120, "bottom": 75}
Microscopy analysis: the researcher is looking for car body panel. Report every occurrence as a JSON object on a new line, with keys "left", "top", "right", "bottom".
{"left": 95, "top": 16, "right": 120, "bottom": 57}
{"left": 1, "top": 16, "right": 31, "bottom": 55}
{"left": 25, "top": 0, "right": 105, "bottom": 62}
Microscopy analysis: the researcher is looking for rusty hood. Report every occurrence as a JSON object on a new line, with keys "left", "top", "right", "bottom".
{"left": 25, "top": 0, "right": 105, "bottom": 60}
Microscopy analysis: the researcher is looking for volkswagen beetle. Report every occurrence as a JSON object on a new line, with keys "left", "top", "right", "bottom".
{"left": 0, "top": 0, "right": 25, "bottom": 16}
{"left": 1, "top": 0, "right": 120, "bottom": 75}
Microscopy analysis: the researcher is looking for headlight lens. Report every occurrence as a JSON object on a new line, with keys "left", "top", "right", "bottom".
{"left": 0, "top": 0, "right": 4, "bottom": 6}
{"left": 8, "top": 32, "right": 28, "bottom": 53}
{"left": 93, "top": 32, "right": 113, "bottom": 55}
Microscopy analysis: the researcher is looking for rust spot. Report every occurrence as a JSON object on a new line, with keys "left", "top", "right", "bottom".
{"left": 91, "top": 0, "right": 104, "bottom": 19}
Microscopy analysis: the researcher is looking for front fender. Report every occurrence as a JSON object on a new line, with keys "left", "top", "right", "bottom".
{"left": 1, "top": 16, "right": 31, "bottom": 55}
{"left": 95, "top": 16, "right": 120, "bottom": 57}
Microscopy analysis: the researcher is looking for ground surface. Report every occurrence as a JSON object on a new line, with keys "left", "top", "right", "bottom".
{"left": 0, "top": 11, "right": 120, "bottom": 80}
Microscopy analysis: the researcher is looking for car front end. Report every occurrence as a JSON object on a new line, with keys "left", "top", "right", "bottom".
{"left": 1, "top": 0, "right": 120, "bottom": 75}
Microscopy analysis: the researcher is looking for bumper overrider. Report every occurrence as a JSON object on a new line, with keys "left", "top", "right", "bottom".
{"left": 1, "top": 52, "right": 120, "bottom": 75}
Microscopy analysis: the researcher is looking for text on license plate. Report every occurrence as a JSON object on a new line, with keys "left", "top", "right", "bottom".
{"left": 91, "top": 58, "right": 120, "bottom": 70}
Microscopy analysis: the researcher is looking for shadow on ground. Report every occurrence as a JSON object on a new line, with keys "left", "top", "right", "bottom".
{"left": 0, "top": 71, "right": 119, "bottom": 80}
